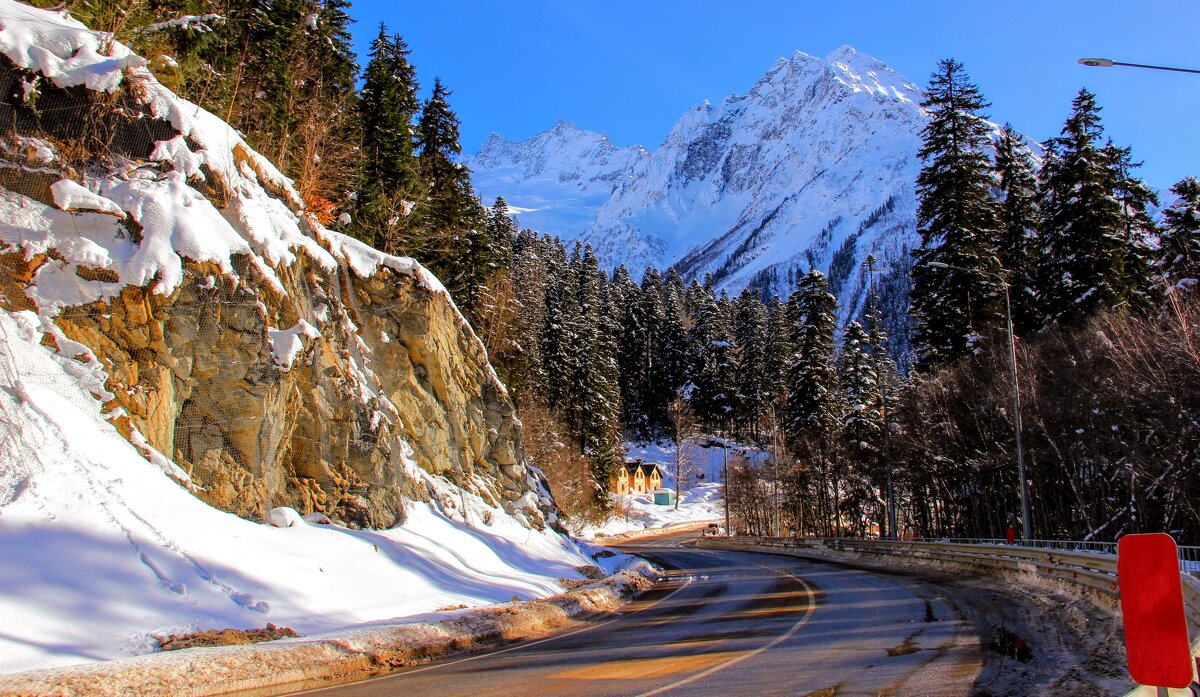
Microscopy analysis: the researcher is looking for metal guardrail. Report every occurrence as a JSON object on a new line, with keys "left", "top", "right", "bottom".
{"left": 916, "top": 537, "right": 1118, "bottom": 554}
{"left": 908, "top": 537, "right": 1200, "bottom": 575}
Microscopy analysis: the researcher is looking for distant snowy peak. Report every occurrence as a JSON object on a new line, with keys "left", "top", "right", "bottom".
{"left": 470, "top": 120, "right": 647, "bottom": 177}
{"left": 464, "top": 121, "right": 648, "bottom": 236}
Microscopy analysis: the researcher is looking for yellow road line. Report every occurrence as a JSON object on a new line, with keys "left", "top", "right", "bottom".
{"left": 552, "top": 650, "right": 749, "bottom": 681}
{"left": 633, "top": 563, "right": 817, "bottom": 697}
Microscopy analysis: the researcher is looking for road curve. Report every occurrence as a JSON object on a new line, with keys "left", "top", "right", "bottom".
{"left": 291, "top": 531, "right": 982, "bottom": 697}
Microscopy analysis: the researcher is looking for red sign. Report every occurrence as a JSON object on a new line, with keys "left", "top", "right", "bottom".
{"left": 1117, "top": 533, "right": 1193, "bottom": 688}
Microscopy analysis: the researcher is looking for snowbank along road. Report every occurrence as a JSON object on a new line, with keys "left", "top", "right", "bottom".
{"left": 288, "top": 530, "right": 991, "bottom": 696}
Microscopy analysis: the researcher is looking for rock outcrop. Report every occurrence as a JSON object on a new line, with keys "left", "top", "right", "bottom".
{"left": 0, "top": 2, "right": 548, "bottom": 529}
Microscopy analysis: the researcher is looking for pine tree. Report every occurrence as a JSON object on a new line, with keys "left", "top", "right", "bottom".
{"left": 909, "top": 59, "right": 1004, "bottom": 368}
{"left": 838, "top": 322, "right": 882, "bottom": 461}
{"left": 687, "top": 288, "right": 736, "bottom": 429}
{"left": 501, "top": 230, "right": 549, "bottom": 399}
{"left": 763, "top": 295, "right": 792, "bottom": 415}
{"left": 636, "top": 268, "right": 669, "bottom": 433}
{"left": 684, "top": 279, "right": 709, "bottom": 319}
{"left": 359, "top": 25, "right": 420, "bottom": 191}
{"left": 466, "top": 198, "right": 521, "bottom": 373}
{"left": 564, "top": 243, "right": 601, "bottom": 437}
{"left": 417, "top": 78, "right": 474, "bottom": 226}
{"left": 1159, "top": 177, "right": 1200, "bottom": 286}
{"left": 785, "top": 271, "right": 840, "bottom": 451}
{"left": 1036, "top": 89, "right": 1136, "bottom": 325}
{"left": 485, "top": 197, "right": 518, "bottom": 272}
{"left": 613, "top": 265, "right": 649, "bottom": 437}
{"left": 993, "top": 123, "right": 1040, "bottom": 335}
{"left": 356, "top": 24, "right": 421, "bottom": 249}
{"left": 785, "top": 271, "right": 841, "bottom": 535}
{"left": 568, "top": 247, "right": 623, "bottom": 506}
{"left": 732, "top": 290, "right": 769, "bottom": 438}
{"left": 658, "top": 276, "right": 691, "bottom": 416}
{"left": 415, "top": 78, "right": 487, "bottom": 305}
{"left": 540, "top": 239, "right": 577, "bottom": 411}
{"left": 1105, "top": 142, "right": 1159, "bottom": 309}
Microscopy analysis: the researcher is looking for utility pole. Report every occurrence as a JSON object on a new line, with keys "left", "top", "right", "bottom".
{"left": 768, "top": 406, "right": 782, "bottom": 537}
{"left": 718, "top": 439, "right": 731, "bottom": 535}
{"left": 864, "top": 256, "right": 897, "bottom": 540}
{"left": 925, "top": 261, "right": 1032, "bottom": 541}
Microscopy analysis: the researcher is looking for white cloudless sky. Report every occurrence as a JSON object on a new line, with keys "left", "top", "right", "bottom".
{"left": 349, "top": 0, "right": 1200, "bottom": 191}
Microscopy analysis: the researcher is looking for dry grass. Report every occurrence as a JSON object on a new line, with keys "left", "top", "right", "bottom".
{"left": 155, "top": 623, "right": 298, "bottom": 651}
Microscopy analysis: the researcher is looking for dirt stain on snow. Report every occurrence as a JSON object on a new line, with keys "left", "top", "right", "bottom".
{"left": 801, "top": 683, "right": 844, "bottom": 696}
{"left": 886, "top": 632, "right": 922, "bottom": 657}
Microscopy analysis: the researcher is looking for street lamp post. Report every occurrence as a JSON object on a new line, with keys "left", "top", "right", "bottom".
{"left": 1078, "top": 57, "right": 1200, "bottom": 75}
{"left": 865, "top": 255, "right": 898, "bottom": 540}
{"left": 721, "top": 439, "right": 730, "bottom": 536}
{"left": 882, "top": 379, "right": 896, "bottom": 540}
{"left": 925, "top": 262, "right": 1032, "bottom": 542}
{"left": 709, "top": 437, "right": 732, "bottom": 536}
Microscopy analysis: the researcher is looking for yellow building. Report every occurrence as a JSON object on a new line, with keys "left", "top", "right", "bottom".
{"left": 611, "top": 460, "right": 664, "bottom": 495}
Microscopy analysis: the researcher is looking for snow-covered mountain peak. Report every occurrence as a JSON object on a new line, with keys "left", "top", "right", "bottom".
{"left": 746, "top": 50, "right": 824, "bottom": 100}
{"left": 824, "top": 45, "right": 922, "bottom": 105}
{"left": 548, "top": 118, "right": 584, "bottom": 134}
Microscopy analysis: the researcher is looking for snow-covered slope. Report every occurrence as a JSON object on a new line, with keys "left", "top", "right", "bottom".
{"left": 465, "top": 121, "right": 649, "bottom": 238}
{"left": 469, "top": 46, "right": 928, "bottom": 322}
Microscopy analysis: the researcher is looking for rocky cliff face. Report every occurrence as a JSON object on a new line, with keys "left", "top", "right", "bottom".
{"left": 0, "top": 2, "right": 549, "bottom": 529}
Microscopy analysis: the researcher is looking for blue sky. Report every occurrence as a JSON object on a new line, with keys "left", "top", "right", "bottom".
{"left": 347, "top": 1, "right": 1200, "bottom": 191}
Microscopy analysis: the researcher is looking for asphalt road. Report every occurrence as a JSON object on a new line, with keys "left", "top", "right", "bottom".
{"left": 293, "top": 531, "right": 983, "bottom": 696}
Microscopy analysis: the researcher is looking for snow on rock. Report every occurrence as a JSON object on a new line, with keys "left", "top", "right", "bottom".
{"left": 267, "top": 320, "right": 320, "bottom": 369}
{"left": 0, "top": 1, "right": 146, "bottom": 93}
{"left": 49, "top": 179, "right": 123, "bottom": 217}
{"left": 106, "top": 171, "right": 266, "bottom": 294}
{"left": 0, "top": 0, "right": 441, "bottom": 303}
{"left": 148, "top": 134, "right": 206, "bottom": 179}
{"left": 266, "top": 507, "right": 305, "bottom": 528}
{"left": 0, "top": 0, "right": 468, "bottom": 362}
